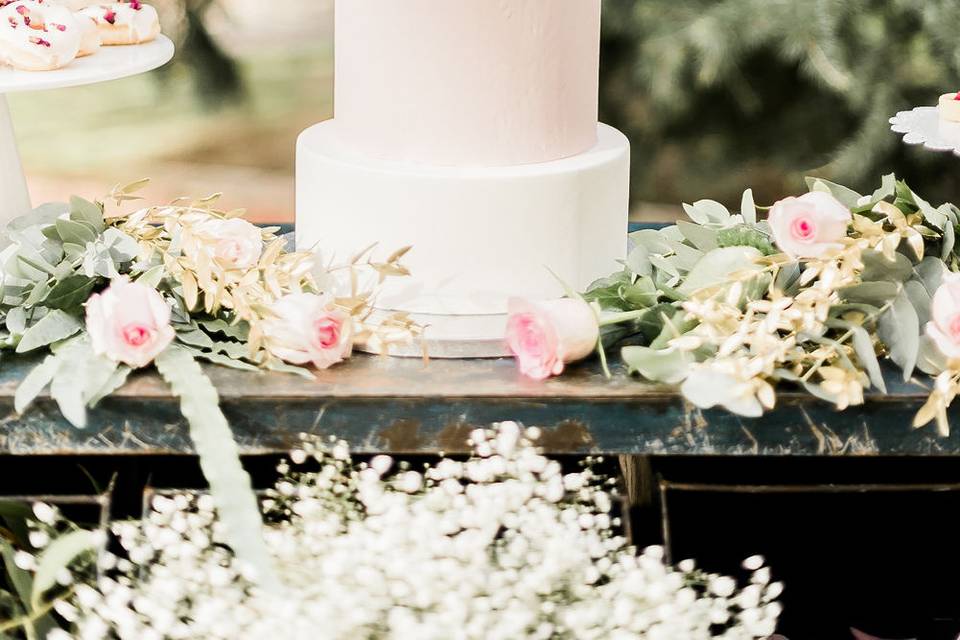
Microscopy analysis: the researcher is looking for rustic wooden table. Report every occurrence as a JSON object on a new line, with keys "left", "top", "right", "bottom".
{"left": 0, "top": 353, "right": 952, "bottom": 457}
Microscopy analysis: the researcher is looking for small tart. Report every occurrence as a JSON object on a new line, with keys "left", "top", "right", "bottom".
{"left": 939, "top": 92, "right": 960, "bottom": 122}
{"left": 0, "top": 0, "right": 80, "bottom": 70}
{"left": 80, "top": 1, "right": 158, "bottom": 45}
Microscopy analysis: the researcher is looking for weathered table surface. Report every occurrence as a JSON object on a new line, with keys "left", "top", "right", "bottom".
{"left": 0, "top": 353, "right": 954, "bottom": 456}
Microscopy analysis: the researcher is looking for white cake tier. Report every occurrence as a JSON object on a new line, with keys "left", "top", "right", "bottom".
{"left": 296, "top": 121, "right": 630, "bottom": 316}
{"left": 334, "top": 0, "right": 601, "bottom": 167}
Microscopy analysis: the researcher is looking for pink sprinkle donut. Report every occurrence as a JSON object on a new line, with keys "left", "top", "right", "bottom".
{"left": 0, "top": 0, "right": 81, "bottom": 70}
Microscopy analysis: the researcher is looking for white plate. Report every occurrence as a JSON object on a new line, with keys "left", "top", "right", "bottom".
{"left": 889, "top": 105, "right": 960, "bottom": 157}
{"left": 0, "top": 34, "right": 173, "bottom": 93}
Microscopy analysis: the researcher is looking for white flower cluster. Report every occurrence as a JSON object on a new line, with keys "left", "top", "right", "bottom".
{"left": 52, "top": 423, "right": 781, "bottom": 640}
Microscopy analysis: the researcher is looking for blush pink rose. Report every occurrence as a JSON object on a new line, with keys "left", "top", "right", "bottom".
{"left": 768, "top": 191, "right": 851, "bottom": 259}
{"left": 505, "top": 297, "right": 599, "bottom": 380}
{"left": 197, "top": 218, "right": 264, "bottom": 270}
{"left": 85, "top": 279, "right": 175, "bottom": 368}
{"left": 927, "top": 272, "right": 960, "bottom": 360}
{"left": 262, "top": 293, "right": 352, "bottom": 370}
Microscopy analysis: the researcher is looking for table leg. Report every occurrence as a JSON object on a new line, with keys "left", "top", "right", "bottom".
{"left": 0, "top": 93, "right": 32, "bottom": 227}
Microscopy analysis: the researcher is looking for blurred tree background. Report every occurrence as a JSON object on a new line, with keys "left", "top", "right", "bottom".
{"left": 600, "top": 0, "right": 960, "bottom": 212}
{"left": 10, "top": 0, "right": 960, "bottom": 221}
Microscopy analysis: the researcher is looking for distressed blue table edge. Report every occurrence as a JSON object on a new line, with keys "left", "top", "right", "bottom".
{"left": 0, "top": 351, "right": 953, "bottom": 457}
{"left": 1, "top": 221, "right": 953, "bottom": 457}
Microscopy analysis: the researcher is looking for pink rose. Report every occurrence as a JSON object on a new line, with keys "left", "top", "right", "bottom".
{"left": 262, "top": 293, "right": 352, "bottom": 369}
{"left": 196, "top": 218, "right": 263, "bottom": 270}
{"left": 85, "top": 279, "right": 175, "bottom": 368}
{"left": 768, "top": 191, "right": 851, "bottom": 259}
{"left": 927, "top": 272, "right": 960, "bottom": 360}
{"left": 505, "top": 297, "right": 599, "bottom": 380}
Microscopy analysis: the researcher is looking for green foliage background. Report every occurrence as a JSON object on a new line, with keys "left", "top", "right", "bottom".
{"left": 599, "top": 0, "right": 960, "bottom": 209}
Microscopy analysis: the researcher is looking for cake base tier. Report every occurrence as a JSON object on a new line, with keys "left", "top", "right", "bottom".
{"left": 296, "top": 121, "right": 630, "bottom": 317}
{"left": 359, "top": 310, "right": 510, "bottom": 358}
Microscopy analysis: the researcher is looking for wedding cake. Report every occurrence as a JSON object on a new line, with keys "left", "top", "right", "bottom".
{"left": 296, "top": 0, "right": 630, "bottom": 356}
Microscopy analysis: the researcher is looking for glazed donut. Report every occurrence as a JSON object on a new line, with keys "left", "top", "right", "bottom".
{"left": 79, "top": 1, "right": 158, "bottom": 45}
{"left": 74, "top": 11, "right": 98, "bottom": 56}
{"left": 0, "top": 0, "right": 80, "bottom": 70}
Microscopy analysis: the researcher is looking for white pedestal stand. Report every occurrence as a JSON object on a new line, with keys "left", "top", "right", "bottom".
{"left": 0, "top": 35, "right": 175, "bottom": 227}
{"left": 890, "top": 106, "right": 960, "bottom": 155}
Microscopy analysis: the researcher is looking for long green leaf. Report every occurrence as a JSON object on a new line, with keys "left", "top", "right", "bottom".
{"left": 30, "top": 529, "right": 95, "bottom": 608}
{"left": 14, "top": 355, "right": 60, "bottom": 414}
{"left": 15, "top": 310, "right": 81, "bottom": 354}
{"left": 155, "top": 346, "right": 280, "bottom": 591}
{"left": 878, "top": 289, "right": 920, "bottom": 381}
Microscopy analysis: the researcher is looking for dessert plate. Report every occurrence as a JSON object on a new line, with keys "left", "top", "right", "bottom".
{"left": 0, "top": 34, "right": 173, "bottom": 93}
{"left": 889, "top": 106, "right": 960, "bottom": 157}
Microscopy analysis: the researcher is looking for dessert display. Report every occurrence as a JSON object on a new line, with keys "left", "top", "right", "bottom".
{"left": 939, "top": 91, "right": 960, "bottom": 122}
{"left": 0, "top": 0, "right": 158, "bottom": 71}
{"left": 297, "top": 0, "right": 630, "bottom": 347}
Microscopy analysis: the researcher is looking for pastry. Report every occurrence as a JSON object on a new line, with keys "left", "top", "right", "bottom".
{"left": 80, "top": 0, "right": 158, "bottom": 45}
{"left": 0, "top": 0, "right": 80, "bottom": 70}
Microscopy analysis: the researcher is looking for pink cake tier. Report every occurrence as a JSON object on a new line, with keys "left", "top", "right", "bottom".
{"left": 334, "top": 0, "right": 601, "bottom": 167}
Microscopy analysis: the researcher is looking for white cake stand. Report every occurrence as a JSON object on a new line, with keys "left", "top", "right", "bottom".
{"left": 0, "top": 35, "right": 175, "bottom": 225}
{"left": 889, "top": 105, "right": 960, "bottom": 156}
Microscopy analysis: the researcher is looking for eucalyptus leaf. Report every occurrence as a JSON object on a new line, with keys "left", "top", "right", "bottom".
{"left": 805, "top": 177, "right": 862, "bottom": 208}
{"left": 917, "top": 335, "right": 948, "bottom": 376}
{"left": 136, "top": 265, "right": 165, "bottom": 288}
{"left": 49, "top": 340, "right": 96, "bottom": 428}
{"left": 914, "top": 257, "right": 946, "bottom": 296}
{"left": 6, "top": 202, "right": 69, "bottom": 232}
{"left": 676, "top": 220, "right": 719, "bottom": 252}
{"left": 830, "top": 320, "right": 886, "bottom": 393}
{"left": 14, "top": 355, "right": 60, "bottom": 414}
{"left": 904, "top": 279, "right": 932, "bottom": 328}
{"left": 677, "top": 246, "right": 762, "bottom": 296}
{"left": 877, "top": 289, "right": 919, "bottom": 381}
{"left": 45, "top": 275, "right": 96, "bottom": 311}
{"left": 188, "top": 348, "right": 261, "bottom": 372}
{"left": 87, "top": 365, "right": 131, "bottom": 407}
{"left": 54, "top": 218, "right": 96, "bottom": 246}
{"left": 16, "top": 310, "right": 81, "bottom": 353}
{"left": 860, "top": 250, "right": 913, "bottom": 282}
{"left": 682, "top": 199, "right": 731, "bottom": 226}
{"left": 624, "top": 245, "right": 652, "bottom": 278}
{"left": 264, "top": 358, "right": 316, "bottom": 379}
{"left": 5, "top": 307, "right": 26, "bottom": 335}
{"left": 622, "top": 346, "right": 693, "bottom": 384}
{"left": 69, "top": 196, "right": 105, "bottom": 232}
{"left": 838, "top": 281, "right": 899, "bottom": 305}
{"left": 664, "top": 238, "right": 703, "bottom": 271}
{"left": 629, "top": 229, "right": 671, "bottom": 255}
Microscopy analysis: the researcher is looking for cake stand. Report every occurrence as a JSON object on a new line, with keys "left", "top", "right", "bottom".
{"left": 889, "top": 105, "right": 960, "bottom": 156}
{"left": 0, "top": 35, "right": 175, "bottom": 226}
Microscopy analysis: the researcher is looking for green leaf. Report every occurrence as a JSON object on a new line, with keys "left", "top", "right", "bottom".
{"left": 6, "top": 202, "right": 68, "bottom": 232}
{"left": 838, "top": 281, "right": 899, "bottom": 305}
{"left": 805, "top": 177, "right": 862, "bottom": 208}
{"left": 86, "top": 366, "right": 130, "bottom": 407}
{"left": 69, "top": 196, "right": 105, "bottom": 232}
{"left": 877, "top": 289, "right": 919, "bottom": 381}
{"left": 830, "top": 320, "right": 886, "bottom": 393}
{"left": 264, "top": 358, "right": 315, "bottom": 379}
{"left": 30, "top": 529, "right": 96, "bottom": 608}
{"left": 664, "top": 239, "right": 704, "bottom": 271}
{"left": 677, "top": 246, "right": 763, "bottom": 296}
{"left": 15, "top": 354, "right": 60, "bottom": 414}
{"left": 904, "top": 279, "right": 932, "bottom": 328}
{"left": 860, "top": 250, "right": 913, "bottom": 282}
{"left": 155, "top": 346, "right": 281, "bottom": 592}
{"left": 917, "top": 335, "right": 948, "bottom": 376}
{"left": 682, "top": 199, "right": 731, "bottom": 226}
{"left": 175, "top": 326, "right": 216, "bottom": 350}
{"left": 199, "top": 318, "right": 249, "bottom": 341}
{"left": 44, "top": 276, "right": 96, "bottom": 311}
{"left": 676, "top": 220, "right": 719, "bottom": 252}
{"left": 624, "top": 245, "right": 653, "bottom": 278}
{"left": 188, "top": 348, "right": 261, "bottom": 372}
{"left": 54, "top": 218, "right": 96, "bottom": 246}
{"left": 741, "top": 189, "right": 757, "bottom": 226}
{"left": 49, "top": 341, "right": 94, "bottom": 428}
{"left": 5, "top": 307, "right": 27, "bottom": 335}
{"left": 629, "top": 229, "right": 672, "bottom": 255}
{"left": 620, "top": 275, "right": 660, "bottom": 308}
{"left": 136, "top": 265, "right": 165, "bottom": 288}
{"left": 622, "top": 346, "right": 693, "bottom": 383}
{"left": 16, "top": 310, "right": 81, "bottom": 354}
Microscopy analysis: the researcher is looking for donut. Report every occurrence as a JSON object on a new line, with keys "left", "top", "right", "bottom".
{"left": 74, "top": 11, "right": 98, "bottom": 56}
{"left": 0, "top": 0, "right": 81, "bottom": 70}
{"left": 79, "top": 1, "right": 158, "bottom": 45}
